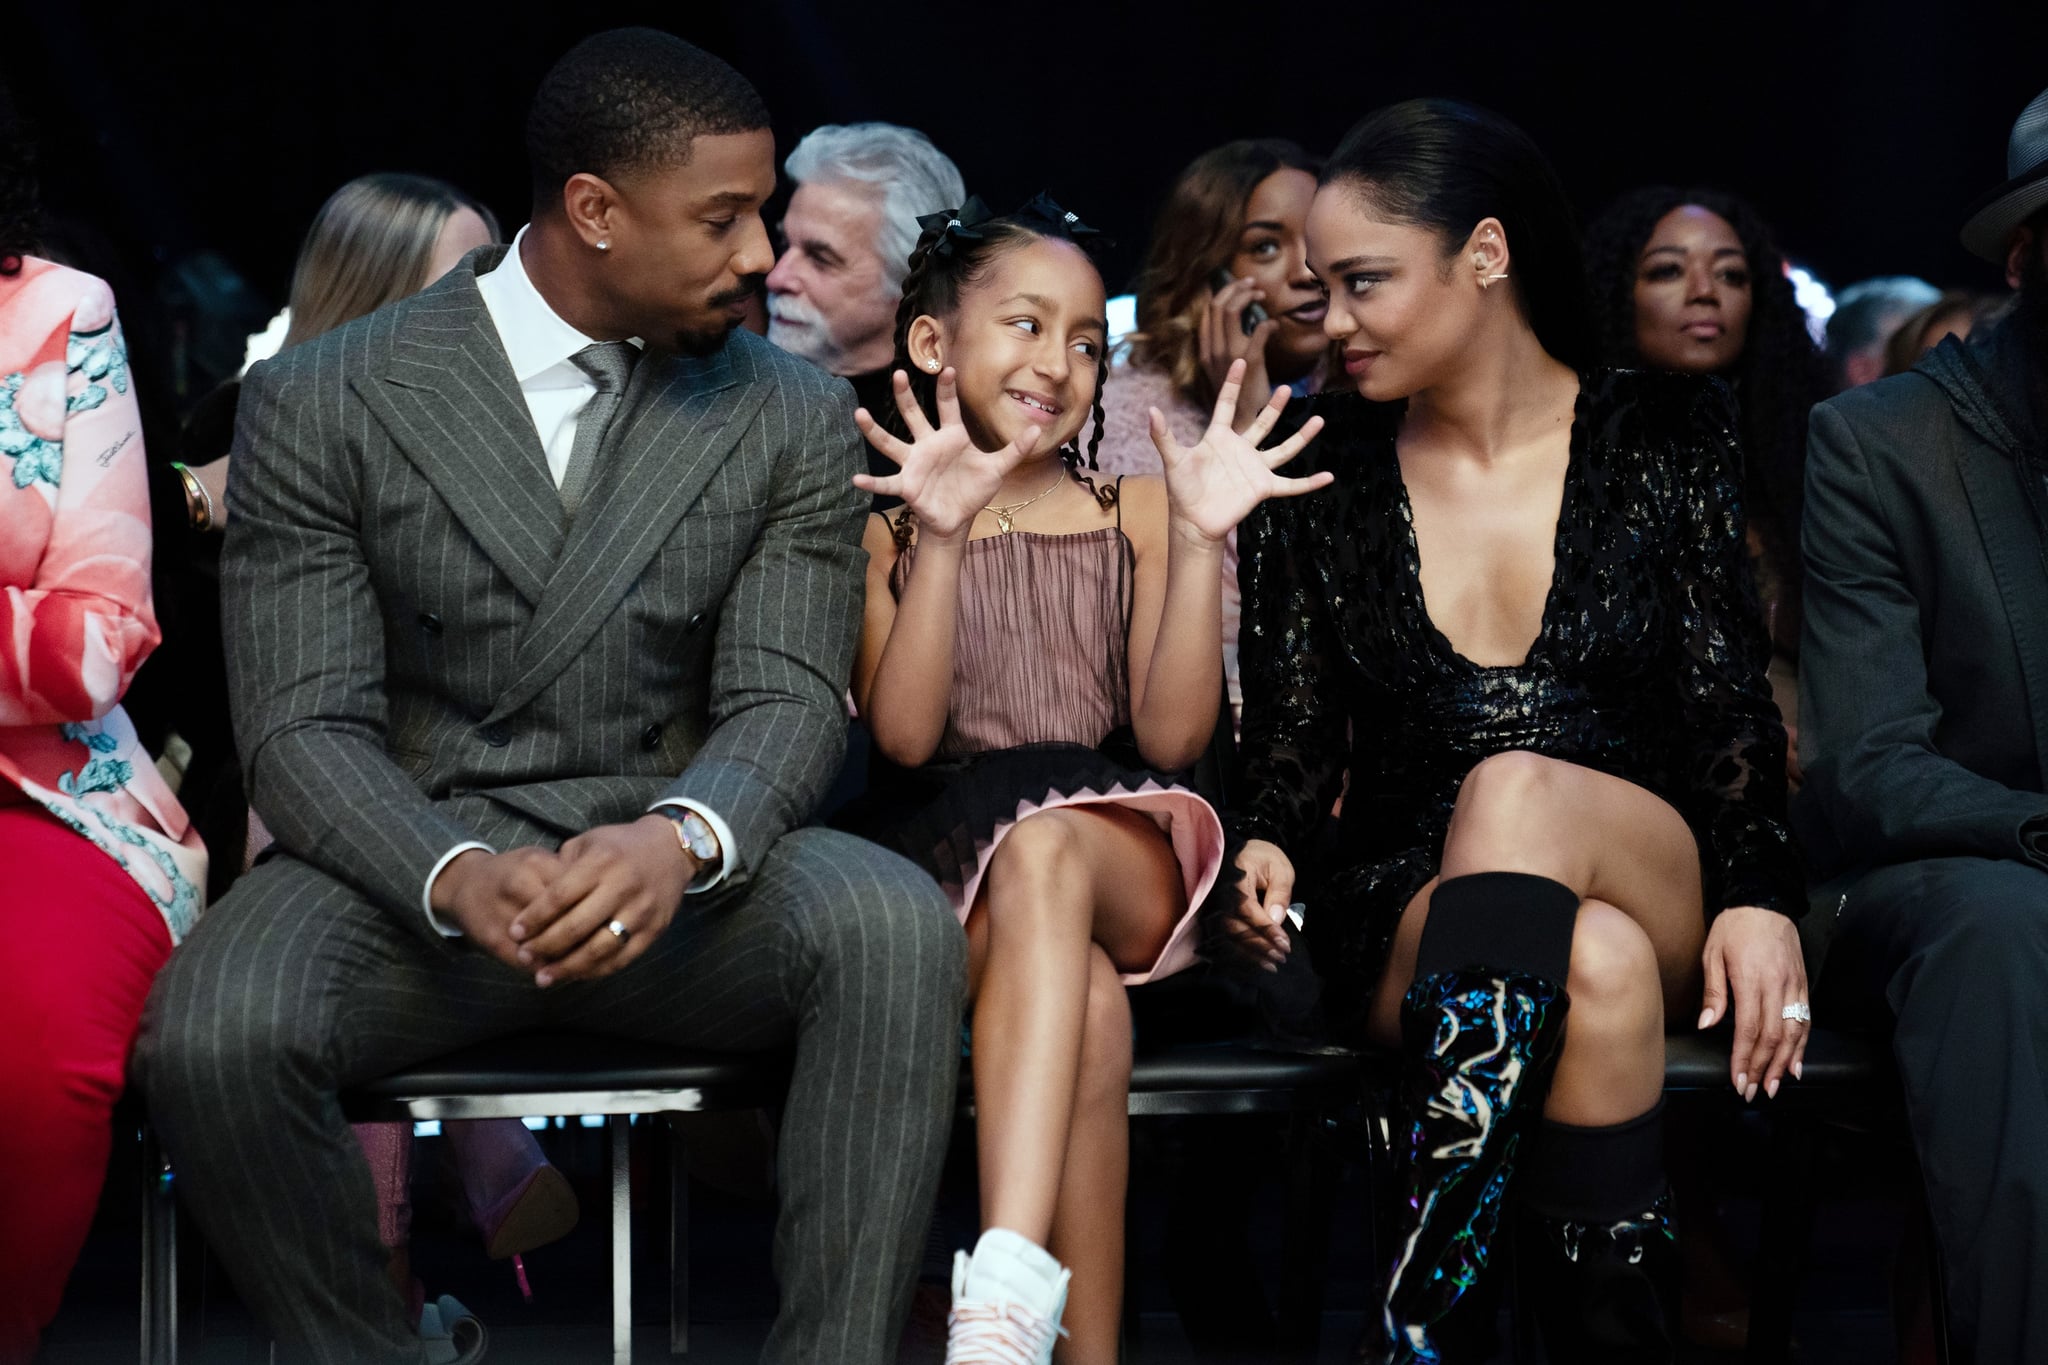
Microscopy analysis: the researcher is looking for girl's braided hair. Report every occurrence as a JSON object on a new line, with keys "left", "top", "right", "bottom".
{"left": 886, "top": 193, "right": 1117, "bottom": 514}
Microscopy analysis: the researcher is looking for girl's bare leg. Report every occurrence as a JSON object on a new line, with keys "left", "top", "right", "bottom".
{"left": 964, "top": 805, "right": 1180, "bottom": 1363}
{"left": 1044, "top": 947, "right": 1134, "bottom": 1363}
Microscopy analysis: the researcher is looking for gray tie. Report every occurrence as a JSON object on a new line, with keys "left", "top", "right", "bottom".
{"left": 559, "top": 341, "right": 638, "bottom": 517}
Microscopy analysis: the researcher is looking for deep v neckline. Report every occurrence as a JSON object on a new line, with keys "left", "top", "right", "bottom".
{"left": 1389, "top": 384, "right": 1589, "bottom": 674}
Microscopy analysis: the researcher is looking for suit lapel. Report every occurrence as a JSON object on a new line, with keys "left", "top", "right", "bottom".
{"left": 352, "top": 248, "right": 565, "bottom": 606}
{"left": 482, "top": 343, "right": 771, "bottom": 724}
{"left": 1951, "top": 437, "right": 2048, "bottom": 771}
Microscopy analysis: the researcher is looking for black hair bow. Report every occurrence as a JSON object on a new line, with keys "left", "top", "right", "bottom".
{"left": 1015, "top": 192, "right": 1109, "bottom": 251}
{"left": 915, "top": 193, "right": 1110, "bottom": 258}
{"left": 916, "top": 196, "right": 1000, "bottom": 258}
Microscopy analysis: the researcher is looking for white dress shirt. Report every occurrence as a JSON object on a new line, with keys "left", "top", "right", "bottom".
{"left": 421, "top": 226, "right": 737, "bottom": 934}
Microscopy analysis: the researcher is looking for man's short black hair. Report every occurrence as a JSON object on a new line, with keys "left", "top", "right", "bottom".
{"left": 526, "top": 28, "right": 770, "bottom": 209}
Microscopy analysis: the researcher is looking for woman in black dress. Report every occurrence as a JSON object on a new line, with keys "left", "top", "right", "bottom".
{"left": 1222, "top": 101, "right": 1809, "bottom": 1363}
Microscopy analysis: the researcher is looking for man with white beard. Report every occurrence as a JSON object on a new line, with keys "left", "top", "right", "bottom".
{"left": 765, "top": 123, "right": 964, "bottom": 505}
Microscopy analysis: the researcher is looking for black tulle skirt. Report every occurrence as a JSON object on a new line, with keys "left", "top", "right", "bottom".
{"left": 841, "top": 742, "right": 1223, "bottom": 984}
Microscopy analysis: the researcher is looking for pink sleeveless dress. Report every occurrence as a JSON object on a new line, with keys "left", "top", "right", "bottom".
{"left": 873, "top": 509, "right": 1223, "bottom": 984}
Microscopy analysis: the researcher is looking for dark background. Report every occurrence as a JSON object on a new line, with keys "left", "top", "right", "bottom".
{"left": 11, "top": 0, "right": 2048, "bottom": 404}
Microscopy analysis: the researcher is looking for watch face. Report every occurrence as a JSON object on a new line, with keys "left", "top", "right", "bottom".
{"left": 680, "top": 813, "right": 719, "bottom": 863}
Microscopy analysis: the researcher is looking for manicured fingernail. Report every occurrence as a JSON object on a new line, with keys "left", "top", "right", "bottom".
{"left": 1745, "top": 1082, "right": 1759, "bottom": 1103}
{"left": 1766, "top": 1078, "right": 1780, "bottom": 1100}
{"left": 1791, "top": 1062, "right": 1804, "bottom": 1081}
{"left": 1268, "top": 903, "right": 1286, "bottom": 924}
{"left": 516, "top": 948, "right": 532, "bottom": 964}
{"left": 1697, "top": 1009, "right": 1714, "bottom": 1029}
{"left": 1262, "top": 962, "right": 1279, "bottom": 974}
{"left": 535, "top": 971, "right": 553, "bottom": 988}
{"left": 509, "top": 923, "right": 526, "bottom": 940}
{"left": 1735, "top": 1072, "right": 1747, "bottom": 1091}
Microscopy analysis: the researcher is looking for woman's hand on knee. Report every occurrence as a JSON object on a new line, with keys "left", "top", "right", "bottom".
{"left": 1697, "top": 905, "right": 1809, "bottom": 1102}
{"left": 1225, "top": 840, "right": 1295, "bottom": 971}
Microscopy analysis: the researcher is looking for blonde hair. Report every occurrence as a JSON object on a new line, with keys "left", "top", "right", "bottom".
{"left": 283, "top": 173, "right": 500, "bottom": 348}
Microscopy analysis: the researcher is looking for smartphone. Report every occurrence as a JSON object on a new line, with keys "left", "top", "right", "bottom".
{"left": 1209, "top": 267, "right": 1269, "bottom": 338}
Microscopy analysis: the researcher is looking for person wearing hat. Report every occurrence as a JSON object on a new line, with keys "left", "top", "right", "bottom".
{"left": 1797, "top": 84, "right": 2048, "bottom": 1363}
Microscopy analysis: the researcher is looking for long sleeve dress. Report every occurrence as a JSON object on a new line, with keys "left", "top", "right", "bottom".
{"left": 1231, "top": 370, "right": 1803, "bottom": 1041}
{"left": 0, "top": 257, "right": 207, "bottom": 941}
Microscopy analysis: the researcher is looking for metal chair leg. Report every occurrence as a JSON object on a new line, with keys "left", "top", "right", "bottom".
{"left": 1277, "top": 1109, "right": 1341, "bottom": 1358}
{"left": 1745, "top": 1114, "right": 1821, "bottom": 1365}
{"left": 140, "top": 1121, "right": 177, "bottom": 1365}
{"left": 612, "top": 1114, "right": 633, "bottom": 1365}
{"left": 669, "top": 1117, "right": 689, "bottom": 1356}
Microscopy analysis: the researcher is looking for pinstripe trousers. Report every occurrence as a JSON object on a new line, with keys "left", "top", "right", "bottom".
{"left": 135, "top": 825, "right": 965, "bottom": 1365}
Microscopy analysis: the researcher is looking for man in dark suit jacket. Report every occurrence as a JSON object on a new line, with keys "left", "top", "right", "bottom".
{"left": 1798, "top": 86, "right": 2048, "bottom": 1365}
{"left": 136, "top": 31, "right": 965, "bottom": 1365}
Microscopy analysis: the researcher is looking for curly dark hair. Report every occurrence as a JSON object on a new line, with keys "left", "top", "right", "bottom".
{"left": 525, "top": 27, "right": 769, "bottom": 210}
{"left": 1583, "top": 186, "right": 1829, "bottom": 598}
{"left": 888, "top": 203, "right": 1118, "bottom": 513}
{"left": 0, "top": 80, "right": 38, "bottom": 277}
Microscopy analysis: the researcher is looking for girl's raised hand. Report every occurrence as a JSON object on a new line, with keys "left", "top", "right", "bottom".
{"left": 854, "top": 368, "right": 1043, "bottom": 539}
{"left": 1148, "top": 358, "right": 1332, "bottom": 544}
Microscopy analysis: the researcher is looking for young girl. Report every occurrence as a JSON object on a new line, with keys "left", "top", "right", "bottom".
{"left": 849, "top": 194, "right": 1327, "bottom": 1364}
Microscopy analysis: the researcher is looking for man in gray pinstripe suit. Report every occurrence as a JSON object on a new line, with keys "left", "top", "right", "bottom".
{"left": 135, "top": 30, "right": 966, "bottom": 1365}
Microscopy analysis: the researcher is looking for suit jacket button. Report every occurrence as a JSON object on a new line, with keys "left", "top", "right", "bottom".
{"left": 417, "top": 612, "right": 443, "bottom": 636}
{"left": 685, "top": 612, "right": 706, "bottom": 634}
{"left": 479, "top": 722, "right": 510, "bottom": 747}
{"left": 640, "top": 723, "right": 663, "bottom": 751}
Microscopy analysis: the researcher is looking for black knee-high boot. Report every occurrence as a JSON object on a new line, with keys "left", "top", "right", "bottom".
{"left": 1516, "top": 1102, "right": 1679, "bottom": 1363}
{"left": 1366, "top": 872, "right": 1579, "bottom": 1365}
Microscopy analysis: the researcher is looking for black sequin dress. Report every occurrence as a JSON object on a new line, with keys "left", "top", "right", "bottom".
{"left": 1232, "top": 370, "right": 1804, "bottom": 1041}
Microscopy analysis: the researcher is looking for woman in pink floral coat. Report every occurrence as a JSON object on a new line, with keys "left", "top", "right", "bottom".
{"left": 0, "top": 244, "right": 207, "bottom": 1359}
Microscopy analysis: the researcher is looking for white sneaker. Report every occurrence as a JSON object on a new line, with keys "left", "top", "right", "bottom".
{"left": 944, "top": 1227, "right": 1071, "bottom": 1365}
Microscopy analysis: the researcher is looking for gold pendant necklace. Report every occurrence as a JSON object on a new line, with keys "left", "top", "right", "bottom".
{"left": 983, "top": 466, "right": 1068, "bottom": 534}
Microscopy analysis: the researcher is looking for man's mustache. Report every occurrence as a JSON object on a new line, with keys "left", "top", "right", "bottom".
{"left": 711, "top": 276, "right": 766, "bottom": 310}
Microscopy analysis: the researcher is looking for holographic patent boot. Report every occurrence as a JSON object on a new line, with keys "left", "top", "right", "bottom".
{"left": 1518, "top": 1191, "right": 1680, "bottom": 1363}
{"left": 1366, "top": 968, "right": 1570, "bottom": 1364}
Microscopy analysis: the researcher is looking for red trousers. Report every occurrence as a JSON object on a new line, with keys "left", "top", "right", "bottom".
{"left": 0, "top": 804, "right": 173, "bottom": 1362}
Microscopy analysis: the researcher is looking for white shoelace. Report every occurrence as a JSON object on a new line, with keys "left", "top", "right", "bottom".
{"left": 944, "top": 1300, "right": 1067, "bottom": 1365}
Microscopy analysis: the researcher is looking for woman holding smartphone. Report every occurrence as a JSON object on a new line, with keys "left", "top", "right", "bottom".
{"left": 1094, "top": 138, "right": 1329, "bottom": 725}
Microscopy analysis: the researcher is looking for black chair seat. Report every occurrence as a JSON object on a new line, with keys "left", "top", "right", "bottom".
{"left": 340, "top": 1031, "right": 1364, "bottom": 1123}
{"left": 1661, "top": 1026, "right": 1886, "bottom": 1095}
{"left": 1125, "top": 1042, "right": 1362, "bottom": 1116}
{"left": 958, "top": 1040, "right": 1363, "bottom": 1118}
{"left": 340, "top": 1033, "right": 788, "bottom": 1122}
{"left": 1130, "top": 1041, "right": 1361, "bottom": 1094}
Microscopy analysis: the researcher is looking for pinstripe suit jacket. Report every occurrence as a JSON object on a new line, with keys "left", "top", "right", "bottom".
{"left": 219, "top": 247, "right": 867, "bottom": 940}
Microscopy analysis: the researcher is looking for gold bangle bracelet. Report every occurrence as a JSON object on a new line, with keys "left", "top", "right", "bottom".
{"left": 169, "top": 461, "right": 214, "bottom": 533}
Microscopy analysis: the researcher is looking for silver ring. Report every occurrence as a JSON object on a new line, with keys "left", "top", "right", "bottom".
{"left": 606, "top": 919, "right": 631, "bottom": 944}
{"left": 1781, "top": 1002, "right": 1812, "bottom": 1025}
